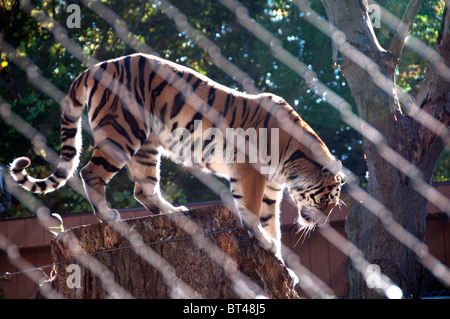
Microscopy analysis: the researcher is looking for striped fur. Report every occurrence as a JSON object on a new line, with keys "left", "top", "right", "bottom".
{"left": 10, "top": 53, "right": 344, "bottom": 258}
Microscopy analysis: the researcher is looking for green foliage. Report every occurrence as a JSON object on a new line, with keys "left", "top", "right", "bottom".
{"left": 395, "top": 0, "right": 445, "bottom": 95}
{"left": 433, "top": 150, "right": 450, "bottom": 183}
{"left": 0, "top": 0, "right": 447, "bottom": 219}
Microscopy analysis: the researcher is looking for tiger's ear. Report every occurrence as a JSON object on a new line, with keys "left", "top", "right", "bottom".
{"left": 321, "top": 160, "right": 342, "bottom": 177}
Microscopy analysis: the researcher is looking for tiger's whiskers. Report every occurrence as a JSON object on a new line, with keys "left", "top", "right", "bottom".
{"left": 293, "top": 221, "right": 316, "bottom": 247}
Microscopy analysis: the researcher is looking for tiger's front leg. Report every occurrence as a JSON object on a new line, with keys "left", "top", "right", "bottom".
{"left": 229, "top": 164, "right": 278, "bottom": 255}
{"left": 259, "top": 182, "right": 283, "bottom": 260}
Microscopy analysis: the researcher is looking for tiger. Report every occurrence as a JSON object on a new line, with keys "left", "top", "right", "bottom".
{"left": 10, "top": 53, "right": 345, "bottom": 259}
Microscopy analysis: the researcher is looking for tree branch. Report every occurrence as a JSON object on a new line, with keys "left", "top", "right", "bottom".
{"left": 49, "top": 206, "right": 299, "bottom": 299}
{"left": 388, "top": 0, "right": 424, "bottom": 59}
{"left": 408, "top": 2, "right": 450, "bottom": 169}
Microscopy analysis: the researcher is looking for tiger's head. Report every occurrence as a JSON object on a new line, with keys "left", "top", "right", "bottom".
{"left": 285, "top": 158, "right": 346, "bottom": 229}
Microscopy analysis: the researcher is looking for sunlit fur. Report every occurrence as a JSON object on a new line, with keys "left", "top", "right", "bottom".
{"left": 9, "top": 53, "right": 345, "bottom": 261}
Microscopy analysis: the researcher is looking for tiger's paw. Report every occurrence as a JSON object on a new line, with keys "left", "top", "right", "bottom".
{"left": 96, "top": 209, "right": 121, "bottom": 222}
{"left": 161, "top": 204, "right": 188, "bottom": 213}
{"left": 252, "top": 228, "right": 278, "bottom": 256}
{"left": 287, "top": 268, "right": 299, "bottom": 285}
{"left": 175, "top": 205, "right": 188, "bottom": 212}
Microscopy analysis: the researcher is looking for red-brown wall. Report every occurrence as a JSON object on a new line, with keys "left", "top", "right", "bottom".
{"left": 1, "top": 184, "right": 449, "bottom": 298}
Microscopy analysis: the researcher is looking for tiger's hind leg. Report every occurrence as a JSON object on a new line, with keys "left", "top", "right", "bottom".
{"left": 128, "top": 139, "right": 187, "bottom": 214}
{"left": 80, "top": 147, "right": 128, "bottom": 222}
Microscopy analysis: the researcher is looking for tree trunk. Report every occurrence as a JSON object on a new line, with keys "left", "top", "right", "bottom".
{"left": 320, "top": 0, "right": 450, "bottom": 298}
{"left": 49, "top": 205, "right": 299, "bottom": 299}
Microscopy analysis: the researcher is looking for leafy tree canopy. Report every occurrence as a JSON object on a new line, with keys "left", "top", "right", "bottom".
{"left": 0, "top": 0, "right": 447, "bottom": 218}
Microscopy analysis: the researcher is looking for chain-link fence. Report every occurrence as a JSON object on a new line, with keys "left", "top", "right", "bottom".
{"left": 0, "top": 0, "right": 449, "bottom": 299}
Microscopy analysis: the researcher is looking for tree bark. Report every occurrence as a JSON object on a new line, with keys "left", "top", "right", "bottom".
{"left": 320, "top": 0, "right": 450, "bottom": 298}
{"left": 49, "top": 205, "right": 299, "bottom": 299}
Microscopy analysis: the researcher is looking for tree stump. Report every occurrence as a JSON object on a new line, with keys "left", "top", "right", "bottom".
{"left": 49, "top": 205, "right": 299, "bottom": 299}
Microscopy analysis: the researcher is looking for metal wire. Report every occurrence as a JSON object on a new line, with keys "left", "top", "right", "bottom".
{"left": 0, "top": 0, "right": 449, "bottom": 299}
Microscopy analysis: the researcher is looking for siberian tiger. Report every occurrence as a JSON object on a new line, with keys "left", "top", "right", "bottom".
{"left": 10, "top": 53, "right": 345, "bottom": 258}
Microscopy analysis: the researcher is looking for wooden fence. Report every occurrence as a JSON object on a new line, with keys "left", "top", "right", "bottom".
{"left": 1, "top": 183, "right": 449, "bottom": 298}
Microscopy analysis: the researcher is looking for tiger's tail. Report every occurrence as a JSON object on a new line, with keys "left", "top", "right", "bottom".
{"left": 9, "top": 77, "right": 86, "bottom": 194}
